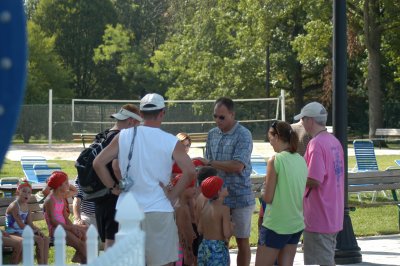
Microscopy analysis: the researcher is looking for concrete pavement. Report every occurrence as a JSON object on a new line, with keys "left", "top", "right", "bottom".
{"left": 230, "top": 234, "right": 400, "bottom": 266}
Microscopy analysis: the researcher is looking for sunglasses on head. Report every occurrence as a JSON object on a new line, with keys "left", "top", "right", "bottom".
{"left": 271, "top": 121, "right": 279, "bottom": 135}
{"left": 213, "top": 114, "right": 225, "bottom": 120}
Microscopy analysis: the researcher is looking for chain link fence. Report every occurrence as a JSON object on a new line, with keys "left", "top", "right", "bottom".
{"left": 15, "top": 100, "right": 281, "bottom": 143}
{"left": 16, "top": 100, "right": 395, "bottom": 143}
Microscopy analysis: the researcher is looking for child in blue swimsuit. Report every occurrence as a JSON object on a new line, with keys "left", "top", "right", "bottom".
{"left": 197, "top": 176, "right": 233, "bottom": 266}
{"left": 6, "top": 180, "right": 50, "bottom": 264}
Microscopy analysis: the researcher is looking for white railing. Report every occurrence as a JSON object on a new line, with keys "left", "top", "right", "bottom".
{"left": 0, "top": 192, "right": 145, "bottom": 266}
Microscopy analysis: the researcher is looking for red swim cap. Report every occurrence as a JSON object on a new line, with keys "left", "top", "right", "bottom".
{"left": 192, "top": 159, "right": 205, "bottom": 169}
{"left": 201, "top": 176, "right": 223, "bottom": 199}
{"left": 47, "top": 171, "right": 68, "bottom": 189}
{"left": 17, "top": 179, "right": 32, "bottom": 191}
{"left": 172, "top": 159, "right": 205, "bottom": 174}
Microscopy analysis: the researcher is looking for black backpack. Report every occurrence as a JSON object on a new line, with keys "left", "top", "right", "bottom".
{"left": 75, "top": 129, "right": 120, "bottom": 202}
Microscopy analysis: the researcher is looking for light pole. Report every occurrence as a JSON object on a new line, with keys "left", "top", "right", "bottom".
{"left": 332, "top": 0, "right": 362, "bottom": 264}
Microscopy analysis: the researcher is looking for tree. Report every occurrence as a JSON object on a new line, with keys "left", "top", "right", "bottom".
{"left": 348, "top": 0, "right": 400, "bottom": 137}
{"left": 19, "top": 21, "right": 73, "bottom": 142}
{"left": 25, "top": 21, "right": 73, "bottom": 104}
{"left": 33, "top": 0, "right": 118, "bottom": 98}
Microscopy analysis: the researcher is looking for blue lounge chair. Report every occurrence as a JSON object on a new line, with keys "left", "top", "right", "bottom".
{"left": 251, "top": 155, "right": 267, "bottom": 177}
{"left": 352, "top": 140, "right": 387, "bottom": 201}
{"left": 21, "top": 156, "right": 47, "bottom": 183}
{"left": 0, "top": 177, "right": 20, "bottom": 197}
{"left": 20, "top": 156, "right": 61, "bottom": 183}
{"left": 33, "top": 163, "right": 61, "bottom": 183}
{"left": 352, "top": 140, "right": 379, "bottom": 172}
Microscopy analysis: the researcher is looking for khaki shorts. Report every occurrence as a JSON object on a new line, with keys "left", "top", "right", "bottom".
{"left": 142, "top": 212, "right": 178, "bottom": 266}
{"left": 231, "top": 204, "right": 255, "bottom": 238}
{"left": 303, "top": 231, "right": 338, "bottom": 265}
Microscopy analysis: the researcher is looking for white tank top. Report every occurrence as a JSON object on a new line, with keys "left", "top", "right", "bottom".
{"left": 117, "top": 126, "right": 177, "bottom": 212}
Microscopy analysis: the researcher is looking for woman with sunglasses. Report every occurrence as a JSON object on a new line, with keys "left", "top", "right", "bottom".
{"left": 255, "top": 121, "right": 308, "bottom": 266}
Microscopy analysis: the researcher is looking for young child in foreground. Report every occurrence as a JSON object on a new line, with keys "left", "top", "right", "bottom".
{"left": 172, "top": 174, "right": 197, "bottom": 266}
{"left": 197, "top": 176, "right": 233, "bottom": 266}
{"left": 192, "top": 166, "right": 218, "bottom": 265}
{"left": 5, "top": 180, "right": 49, "bottom": 264}
{"left": 43, "top": 171, "right": 87, "bottom": 264}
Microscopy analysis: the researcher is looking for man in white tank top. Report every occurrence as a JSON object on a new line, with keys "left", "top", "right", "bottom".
{"left": 94, "top": 93, "right": 196, "bottom": 266}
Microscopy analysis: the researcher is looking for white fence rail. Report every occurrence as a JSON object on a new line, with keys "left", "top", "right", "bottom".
{"left": 0, "top": 192, "right": 145, "bottom": 265}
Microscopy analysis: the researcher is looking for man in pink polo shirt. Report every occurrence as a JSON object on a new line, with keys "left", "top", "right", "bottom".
{"left": 294, "top": 102, "right": 344, "bottom": 265}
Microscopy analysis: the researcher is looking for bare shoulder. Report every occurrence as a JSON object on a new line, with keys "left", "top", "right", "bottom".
{"left": 6, "top": 201, "right": 17, "bottom": 213}
{"left": 268, "top": 155, "right": 275, "bottom": 164}
{"left": 43, "top": 196, "right": 52, "bottom": 208}
{"left": 195, "top": 195, "right": 207, "bottom": 209}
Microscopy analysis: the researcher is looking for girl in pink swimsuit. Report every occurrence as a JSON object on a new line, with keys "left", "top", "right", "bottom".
{"left": 44, "top": 171, "right": 87, "bottom": 264}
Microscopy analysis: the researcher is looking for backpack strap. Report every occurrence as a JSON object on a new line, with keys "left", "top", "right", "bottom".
{"left": 120, "top": 126, "right": 137, "bottom": 191}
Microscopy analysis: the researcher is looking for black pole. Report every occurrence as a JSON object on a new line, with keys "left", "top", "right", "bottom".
{"left": 333, "top": 0, "right": 362, "bottom": 264}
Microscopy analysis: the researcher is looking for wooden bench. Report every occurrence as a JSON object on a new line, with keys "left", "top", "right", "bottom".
{"left": 72, "top": 133, "right": 97, "bottom": 148}
{"left": 188, "top": 133, "right": 208, "bottom": 142}
{"left": 0, "top": 195, "right": 44, "bottom": 253}
{"left": 374, "top": 128, "right": 400, "bottom": 148}
{"left": 251, "top": 170, "right": 400, "bottom": 229}
{"left": 188, "top": 133, "right": 208, "bottom": 156}
{"left": 348, "top": 170, "right": 400, "bottom": 229}
{"left": 0, "top": 195, "right": 74, "bottom": 253}
{"left": 251, "top": 177, "right": 264, "bottom": 199}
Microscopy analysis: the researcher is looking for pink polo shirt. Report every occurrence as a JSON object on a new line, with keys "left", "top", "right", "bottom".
{"left": 303, "top": 132, "right": 344, "bottom": 233}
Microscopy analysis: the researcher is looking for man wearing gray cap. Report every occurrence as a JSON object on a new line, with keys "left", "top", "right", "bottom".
{"left": 294, "top": 102, "right": 344, "bottom": 265}
{"left": 94, "top": 93, "right": 196, "bottom": 266}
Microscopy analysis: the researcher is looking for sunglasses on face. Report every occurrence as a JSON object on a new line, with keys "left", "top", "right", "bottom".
{"left": 213, "top": 114, "right": 225, "bottom": 120}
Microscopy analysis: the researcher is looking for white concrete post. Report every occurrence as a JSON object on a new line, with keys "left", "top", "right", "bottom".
{"left": 54, "top": 225, "right": 66, "bottom": 266}
{"left": 22, "top": 225, "right": 34, "bottom": 266}
{"left": 115, "top": 192, "right": 145, "bottom": 266}
{"left": 87, "top": 224, "right": 99, "bottom": 263}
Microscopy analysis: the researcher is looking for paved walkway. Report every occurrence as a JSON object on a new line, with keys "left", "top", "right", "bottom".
{"left": 230, "top": 234, "right": 400, "bottom": 265}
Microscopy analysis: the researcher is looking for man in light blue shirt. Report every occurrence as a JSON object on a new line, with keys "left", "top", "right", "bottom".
{"left": 199, "top": 97, "right": 255, "bottom": 266}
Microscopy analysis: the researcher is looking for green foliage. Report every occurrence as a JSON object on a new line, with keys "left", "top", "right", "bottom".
{"left": 292, "top": 20, "right": 332, "bottom": 66}
{"left": 153, "top": 0, "right": 268, "bottom": 100}
{"left": 26, "top": 21, "right": 73, "bottom": 104}
{"left": 20, "top": 0, "right": 400, "bottom": 132}
{"left": 33, "top": 0, "right": 118, "bottom": 98}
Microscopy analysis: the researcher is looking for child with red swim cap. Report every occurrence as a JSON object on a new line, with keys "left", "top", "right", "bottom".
{"left": 43, "top": 171, "right": 87, "bottom": 264}
{"left": 197, "top": 176, "right": 233, "bottom": 266}
{"left": 5, "top": 180, "right": 49, "bottom": 264}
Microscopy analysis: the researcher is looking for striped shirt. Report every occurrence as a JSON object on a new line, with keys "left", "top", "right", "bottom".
{"left": 74, "top": 179, "right": 96, "bottom": 215}
{"left": 205, "top": 122, "right": 255, "bottom": 208}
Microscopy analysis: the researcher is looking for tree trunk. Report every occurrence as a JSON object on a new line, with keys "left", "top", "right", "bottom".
{"left": 364, "top": 0, "right": 383, "bottom": 138}
{"left": 293, "top": 62, "right": 303, "bottom": 115}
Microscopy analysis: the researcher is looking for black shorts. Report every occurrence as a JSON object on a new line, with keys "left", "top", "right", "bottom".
{"left": 192, "top": 223, "right": 203, "bottom": 256}
{"left": 258, "top": 226, "right": 303, "bottom": 250}
{"left": 95, "top": 194, "right": 119, "bottom": 242}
